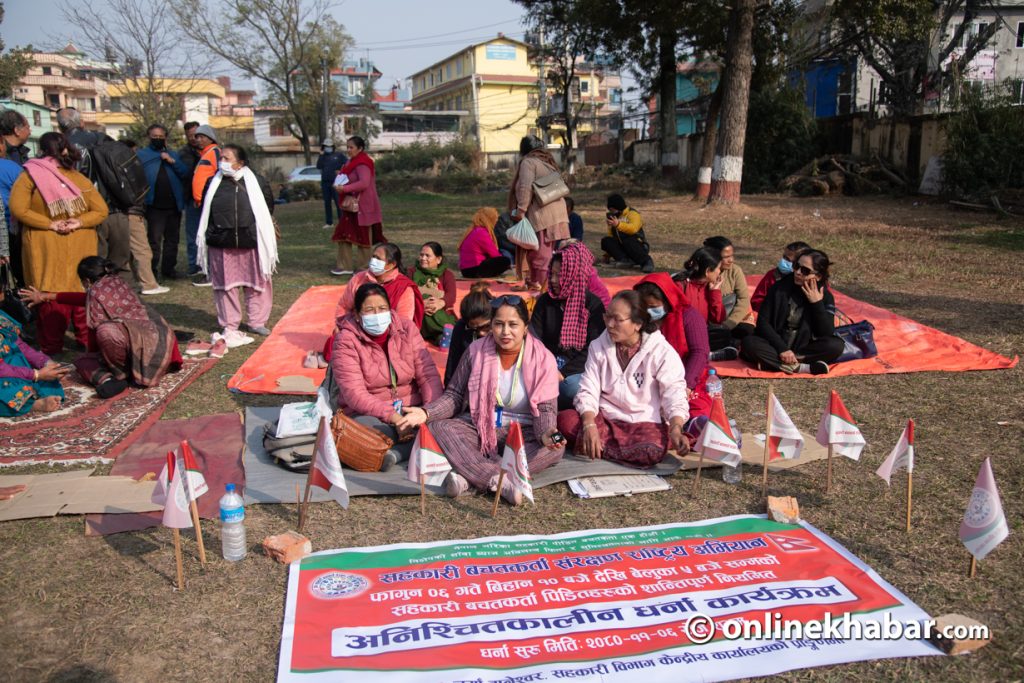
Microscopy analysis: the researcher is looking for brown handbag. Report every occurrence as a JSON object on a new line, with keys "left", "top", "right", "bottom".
{"left": 340, "top": 194, "right": 360, "bottom": 213}
{"left": 330, "top": 411, "right": 393, "bottom": 472}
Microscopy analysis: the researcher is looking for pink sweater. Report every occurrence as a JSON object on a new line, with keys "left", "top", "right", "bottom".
{"left": 459, "top": 226, "right": 500, "bottom": 270}
{"left": 575, "top": 330, "right": 690, "bottom": 425}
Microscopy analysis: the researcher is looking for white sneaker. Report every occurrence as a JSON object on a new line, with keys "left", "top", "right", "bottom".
{"left": 222, "top": 330, "right": 255, "bottom": 348}
{"left": 141, "top": 285, "right": 170, "bottom": 295}
{"left": 323, "top": 223, "right": 334, "bottom": 230}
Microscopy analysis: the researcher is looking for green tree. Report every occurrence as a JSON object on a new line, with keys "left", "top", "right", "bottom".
{"left": 0, "top": 3, "right": 33, "bottom": 99}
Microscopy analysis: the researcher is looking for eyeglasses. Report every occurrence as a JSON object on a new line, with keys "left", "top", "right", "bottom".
{"left": 490, "top": 295, "right": 523, "bottom": 309}
{"left": 795, "top": 265, "right": 817, "bottom": 277}
{"left": 602, "top": 313, "right": 632, "bottom": 325}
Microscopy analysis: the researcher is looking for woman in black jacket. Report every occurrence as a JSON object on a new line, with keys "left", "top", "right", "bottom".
{"left": 196, "top": 144, "right": 278, "bottom": 348}
{"left": 740, "top": 249, "right": 844, "bottom": 375}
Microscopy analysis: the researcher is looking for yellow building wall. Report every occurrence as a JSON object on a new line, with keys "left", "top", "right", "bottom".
{"left": 476, "top": 84, "right": 537, "bottom": 153}
{"left": 471, "top": 41, "right": 534, "bottom": 77}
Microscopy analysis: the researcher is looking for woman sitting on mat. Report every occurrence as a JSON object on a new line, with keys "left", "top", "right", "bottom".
{"left": 528, "top": 242, "right": 606, "bottom": 410}
{"left": 336, "top": 243, "right": 423, "bottom": 326}
{"left": 634, "top": 273, "right": 712, "bottom": 424}
{"left": 751, "top": 241, "right": 811, "bottom": 312}
{"left": 458, "top": 207, "right": 510, "bottom": 279}
{"left": 399, "top": 295, "right": 565, "bottom": 504}
{"left": 444, "top": 283, "right": 493, "bottom": 385}
{"left": 674, "top": 246, "right": 726, "bottom": 328}
{"left": 740, "top": 249, "right": 844, "bottom": 376}
{"left": 0, "top": 292, "right": 68, "bottom": 416}
{"left": 330, "top": 283, "right": 443, "bottom": 471}
{"left": 409, "top": 241, "right": 457, "bottom": 345}
{"left": 557, "top": 291, "right": 690, "bottom": 469}
{"left": 703, "top": 235, "right": 754, "bottom": 360}
{"left": 21, "top": 257, "right": 182, "bottom": 400}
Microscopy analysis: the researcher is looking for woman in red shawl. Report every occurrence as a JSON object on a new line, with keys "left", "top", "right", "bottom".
{"left": 21, "top": 256, "right": 181, "bottom": 399}
{"left": 634, "top": 273, "right": 712, "bottom": 428}
{"left": 331, "top": 136, "right": 386, "bottom": 276}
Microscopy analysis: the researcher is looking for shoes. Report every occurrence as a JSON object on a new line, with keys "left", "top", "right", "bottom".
{"left": 215, "top": 330, "right": 254, "bottom": 348}
{"left": 444, "top": 472, "right": 470, "bottom": 498}
{"left": 330, "top": 268, "right": 353, "bottom": 276}
{"left": 500, "top": 478, "right": 523, "bottom": 506}
{"left": 208, "top": 338, "right": 228, "bottom": 358}
{"left": 780, "top": 362, "right": 799, "bottom": 374}
{"left": 185, "top": 340, "right": 213, "bottom": 356}
{"left": 96, "top": 378, "right": 127, "bottom": 399}
{"left": 141, "top": 285, "right": 170, "bottom": 295}
{"left": 810, "top": 360, "right": 830, "bottom": 375}
{"left": 641, "top": 258, "right": 655, "bottom": 274}
{"left": 161, "top": 271, "right": 181, "bottom": 280}
{"left": 323, "top": 223, "right": 334, "bottom": 230}
{"left": 192, "top": 275, "right": 212, "bottom": 287}
{"left": 615, "top": 261, "right": 634, "bottom": 269}
{"left": 379, "top": 452, "right": 398, "bottom": 472}
{"left": 710, "top": 346, "right": 739, "bottom": 362}
{"left": 247, "top": 325, "right": 272, "bottom": 336}
{"left": 303, "top": 351, "right": 329, "bottom": 369}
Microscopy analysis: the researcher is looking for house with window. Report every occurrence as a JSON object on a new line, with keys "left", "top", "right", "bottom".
{"left": 331, "top": 59, "right": 383, "bottom": 105}
{"left": 13, "top": 43, "right": 115, "bottom": 129}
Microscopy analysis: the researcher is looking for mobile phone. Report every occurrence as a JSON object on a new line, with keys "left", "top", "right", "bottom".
{"left": 56, "top": 362, "right": 75, "bottom": 372}
{"left": 550, "top": 431, "right": 566, "bottom": 446}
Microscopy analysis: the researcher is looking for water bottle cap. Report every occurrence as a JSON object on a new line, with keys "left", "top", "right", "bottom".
{"left": 708, "top": 369, "right": 717, "bottom": 376}
{"left": 226, "top": 483, "right": 236, "bottom": 492}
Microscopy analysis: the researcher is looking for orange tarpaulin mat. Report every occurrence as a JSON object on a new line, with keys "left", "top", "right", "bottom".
{"left": 227, "top": 275, "right": 1016, "bottom": 395}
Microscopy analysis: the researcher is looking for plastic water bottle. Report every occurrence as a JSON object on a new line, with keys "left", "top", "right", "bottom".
{"left": 723, "top": 420, "right": 743, "bottom": 484}
{"left": 439, "top": 323, "right": 455, "bottom": 349}
{"left": 705, "top": 369, "right": 723, "bottom": 398}
{"left": 219, "top": 483, "right": 247, "bottom": 562}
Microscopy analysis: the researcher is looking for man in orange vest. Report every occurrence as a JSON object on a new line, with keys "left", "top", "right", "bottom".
{"left": 190, "top": 124, "right": 220, "bottom": 286}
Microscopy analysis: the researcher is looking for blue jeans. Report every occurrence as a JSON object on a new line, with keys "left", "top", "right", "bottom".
{"left": 558, "top": 373, "right": 583, "bottom": 411}
{"left": 322, "top": 183, "right": 335, "bottom": 225}
{"left": 184, "top": 203, "right": 201, "bottom": 271}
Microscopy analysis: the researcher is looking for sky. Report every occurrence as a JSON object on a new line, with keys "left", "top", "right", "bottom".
{"left": 2, "top": 0, "right": 530, "bottom": 88}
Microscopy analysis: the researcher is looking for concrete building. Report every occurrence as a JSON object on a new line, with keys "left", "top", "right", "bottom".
{"left": 12, "top": 43, "right": 116, "bottom": 129}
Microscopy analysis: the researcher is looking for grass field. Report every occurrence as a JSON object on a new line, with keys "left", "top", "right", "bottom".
{"left": 1, "top": 190, "right": 1021, "bottom": 682}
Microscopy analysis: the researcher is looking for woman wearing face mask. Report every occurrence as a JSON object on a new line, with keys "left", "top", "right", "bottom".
{"left": 527, "top": 242, "right": 606, "bottom": 410}
{"left": 196, "top": 144, "right": 277, "bottom": 348}
{"left": 557, "top": 291, "right": 690, "bottom": 468}
{"left": 329, "top": 283, "right": 443, "bottom": 470}
{"left": 9, "top": 132, "right": 108, "bottom": 355}
{"left": 20, "top": 256, "right": 182, "bottom": 400}
{"left": 409, "top": 241, "right": 456, "bottom": 345}
{"left": 634, "top": 273, "right": 711, "bottom": 427}
{"left": 331, "top": 136, "right": 385, "bottom": 276}
{"left": 444, "top": 283, "right": 493, "bottom": 386}
{"left": 741, "top": 249, "right": 845, "bottom": 375}
{"left": 399, "top": 295, "right": 565, "bottom": 505}
{"left": 751, "top": 241, "right": 811, "bottom": 312}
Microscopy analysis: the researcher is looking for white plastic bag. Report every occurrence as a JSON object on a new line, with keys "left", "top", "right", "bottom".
{"left": 507, "top": 216, "right": 539, "bottom": 250}
{"left": 275, "top": 401, "right": 321, "bottom": 438}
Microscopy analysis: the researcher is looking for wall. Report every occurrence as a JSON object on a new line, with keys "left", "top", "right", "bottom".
{"left": 476, "top": 84, "right": 537, "bottom": 154}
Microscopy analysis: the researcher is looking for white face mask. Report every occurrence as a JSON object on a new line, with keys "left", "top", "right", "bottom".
{"left": 368, "top": 257, "right": 388, "bottom": 276}
{"left": 647, "top": 306, "right": 666, "bottom": 321}
{"left": 360, "top": 311, "right": 391, "bottom": 336}
{"left": 219, "top": 160, "right": 238, "bottom": 177}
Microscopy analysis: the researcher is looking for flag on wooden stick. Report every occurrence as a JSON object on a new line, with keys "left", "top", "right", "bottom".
{"left": 767, "top": 394, "right": 804, "bottom": 461}
{"left": 500, "top": 421, "right": 534, "bottom": 504}
{"left": 310, "top": 416, "right": 349, "bottom": 509}
{"left": 815, "top": 390, "right": 865, "bottom": 460}
{"left": 960, "top": 458, "right": 1008, "bottom": 561}
{"left": 151, "top": 451, "right": 193, "bottom": 529}
{"left": 698, "top": 397, "right": 742, "bottom": 467}
{"left": 407, "top": 425, "right": 451, "bottom": 487}
{"left": 876, "top": 420, "right": 914, "bottom": 484}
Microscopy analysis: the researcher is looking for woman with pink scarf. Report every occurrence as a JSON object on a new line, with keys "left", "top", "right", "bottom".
{"left": 399, "top": 295, "right": 565, "bottom": 505}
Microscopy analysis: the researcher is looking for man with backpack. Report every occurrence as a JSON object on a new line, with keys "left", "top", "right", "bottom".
{"left": 56, "top": 107, "right": 166, "bottom": 295}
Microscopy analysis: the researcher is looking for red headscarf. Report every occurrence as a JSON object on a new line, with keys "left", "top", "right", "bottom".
{"left": 636, "top": 272, "right": 690, "bottom": 358}
{"left": 552, "top": 241, "right": 592, "bottom": 350}
{"left": 341, "top": 150, "right": 375, "bottom": 177}
{"left": 379, "top": 271, "right": 424, "bottom": 328}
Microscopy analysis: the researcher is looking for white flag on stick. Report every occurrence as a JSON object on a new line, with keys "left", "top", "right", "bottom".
{"left": 500, "top": 421, "right": 534, "bottom": 504}
{"left": 698, "top": 397, "right": 742, "bottom": 467}
{"left": 768, "top": 394, "right": 804, "bottom": 461}
{"left": 815, "top": 390, "right": 866, "bottom": 460}
{"left": 876, "top": 420, "right": 915, "bottom": 485}
{"left": 960, "top": 458, "right": 1008, "bottom": 561}
{"left": 151, "top": 451, "right": 193, "bottom": 529}
{"left": 310, "top": 416, "right": 349, "bottom": 509}
{"left": 407, "top": 424, "right": 451, "bottom": 486}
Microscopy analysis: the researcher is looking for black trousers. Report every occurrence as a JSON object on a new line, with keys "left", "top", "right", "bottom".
{"left": 740, "top": 334, "right": 845, "bottom": 371}
{"left": 708, "top": 322, "right": 755, "bottom": 350}
{"left": 601, "top": 232, "right": 648, "bottom": 266}
{"left": 8, "top": 228, "right": 25, "bottom": 287}
{"left": 146, "top": 207, "right": 181, "bottom": 277}
{"left": 461, "top": 256, "right": 511, "bottom": 279}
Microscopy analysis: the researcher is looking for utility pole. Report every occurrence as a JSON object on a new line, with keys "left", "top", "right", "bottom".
{"left": 321, "top": 56, "right": 329, "bottom": 144}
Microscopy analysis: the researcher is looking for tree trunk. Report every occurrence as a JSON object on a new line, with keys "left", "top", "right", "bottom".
{"left": 694, "top": 82, "right": 724, "bottom": 200}
{"left": 657, "top": 30, "right": 679, "bottom": 174}
{"left": 563, "top": 88, "right": 576, "bottom": 176}
{"left": 708, "top": 0, "right": 756, "bottom": 204}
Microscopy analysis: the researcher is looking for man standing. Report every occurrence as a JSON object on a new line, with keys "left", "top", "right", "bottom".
{"left": 56, "top": 107, "right": 166, "bottom": 295}
{"left": 0, "top": 111, "right": 32, "bottom": 285}
{"left": 316, "top": 138, "right": 347, "bottom": 229}
{"left": 138, "top": 124, "right": 190, "bottom": 280}
{"left": 178, "top": 121, "right": 203, "bottom": 276}
{"left": 190, "top": 124, "right": 220, "bottom": 287}
{"left": 0, "top": 110, "right": 32, "bottom": 165}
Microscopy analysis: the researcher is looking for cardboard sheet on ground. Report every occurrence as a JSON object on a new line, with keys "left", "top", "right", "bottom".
{"left": 84, "top": 413, "right": 245, "bottom": 536}
{"left": 277, "top": 514, "right": 940, "bottom": 682}
{"left": 243, "top": 407, "right": 682, "bottom": 504}
{"left": 0, "top": 469, "right": 160, "bottom": 521}
{"left": 227, "top": 275, "right": 1014, "bottom": 396}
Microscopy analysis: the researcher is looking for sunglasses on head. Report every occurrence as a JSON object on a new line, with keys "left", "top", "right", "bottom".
{"left": 795, "top": 265, "right": 817, "bottom": 276}
{"left": 490, "top": 295, "right": 523, "bottom": 308}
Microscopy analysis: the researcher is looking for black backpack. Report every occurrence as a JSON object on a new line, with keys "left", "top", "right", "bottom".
{"left": 90, "top": 140, "right": 149, "bottom": 210}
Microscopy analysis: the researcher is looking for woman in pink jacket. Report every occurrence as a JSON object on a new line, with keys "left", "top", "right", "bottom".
{"left": 558, "top": 290, "right": 690, "bottom": 468}
{"left": 330, "top": 282, "right": 443, "bottom": 470}
{"left": 331, "top": 136, "right": 386, "bottom": 276}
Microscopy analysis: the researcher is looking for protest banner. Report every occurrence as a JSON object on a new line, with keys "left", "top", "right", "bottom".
{"left": 278, "top": 515, "right": 939, "bottom": 682}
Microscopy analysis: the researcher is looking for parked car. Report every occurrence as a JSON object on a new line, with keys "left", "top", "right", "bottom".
{"left": 287, "top": 165, "right": 321, "bottom": 183}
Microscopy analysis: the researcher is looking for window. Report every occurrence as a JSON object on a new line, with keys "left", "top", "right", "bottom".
{"left": 47, "top": 93, "right": 60, "bottom": 108}
{"left": 610, "top": 88, "right": 622, "bottom": 105}
{"left": 270, "top": 121, "right": 285, "bottom": 137}
{"left": 110, "top": 97, "right": 122, "bottom": 112}
{"left": 429, "top": 73, "right": 434, "bottom": 86}
{"left": 456, "top": 60, "right": 463, "bottom": 76}
{"left": 42, "top": 66, "right": 52, "bottom": 76}
{"left": 455, "top": 95, "right": 463, "bottom": 110}
{"left": 1017, "top": 22, "right": 1024, "bottom": 48}
{"left": 580, "top": 80, "right": 589, "bottom": 94}
{"left": 438, "top": 68, "right": 443, "bottom": 83}
{"left": 32, "top": 111, "right": 41, "bottom": 126}
{"left": 446, "top": 64, "right": 452, "bottom": 79}
{"left": 528, "top": 92, "right": 539, "bottom": 108}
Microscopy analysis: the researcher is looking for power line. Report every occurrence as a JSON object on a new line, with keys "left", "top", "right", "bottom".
{"left": 352, "top": 18, "right": 524, "bottom": 47}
